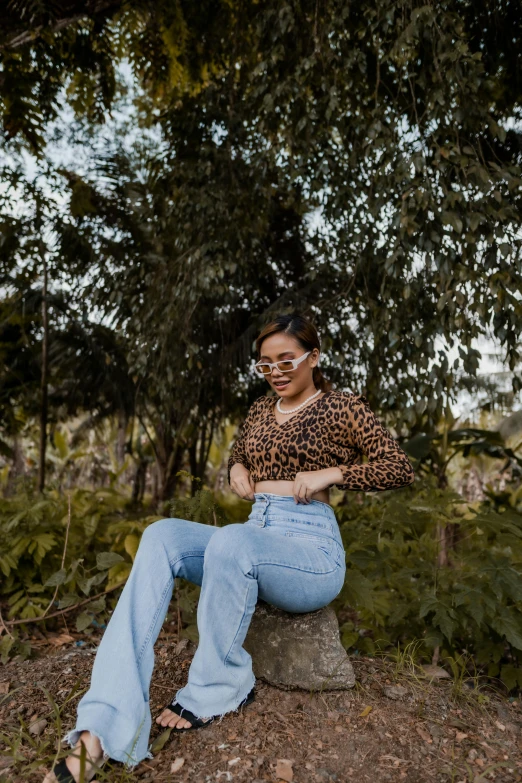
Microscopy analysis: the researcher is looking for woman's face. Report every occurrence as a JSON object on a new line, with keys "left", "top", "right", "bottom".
{"left": 257, "top": 333, "right": 319, "bottom": 397}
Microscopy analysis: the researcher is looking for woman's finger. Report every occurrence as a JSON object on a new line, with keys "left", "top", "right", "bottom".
{"left": 293, "top": 478, "right": 300, "bottom": 503}
{"left": 295, "top": 480, "right": 306, "bottom": 504}
{"left": 247, "top": 480, "right": 255, "bottom": 500}
{"left": 240, "top": 480, "right": 253, "bottom": 500}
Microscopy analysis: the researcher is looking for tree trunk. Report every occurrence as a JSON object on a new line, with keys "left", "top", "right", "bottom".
{"left": 132, "top": 459, "right": 147, "bottom": 504}
{"left": 38, "top": 259, "right": 48, "bottom": 493}
{"left": 116, "top": 410, "right": 127, "bottom": 468}
{"left": 188, "top": 411, "right": 217, "bottom": 495}
{"left": 5, "top": 433, "right": 25, "bottom": 496}
{"left": 188, "top": 442, "right": 198, "bottom": 496}
{"left": 151, "top": 462, "right": 159, "bottom": 507}
{"left": 156, "top": 442, "right": 184, "bottom": 504}
{"left": 435, "top": 397, "right": 451, "bottom": 568}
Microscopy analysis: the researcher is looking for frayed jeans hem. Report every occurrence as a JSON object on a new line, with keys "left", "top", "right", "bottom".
{"left": 61, "top": 726, "right": 154, "bottom": 770}
{"left": 174, "top": 674, "right": 256, "bottom": 725}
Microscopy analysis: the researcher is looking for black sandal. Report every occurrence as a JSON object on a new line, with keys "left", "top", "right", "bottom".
{"left": 161, "top": 686, "right": 256, "bottom": 733}
{"left": 50, "top": 752, "right": 108, "bottom": 782}
{"left": 50, "top": 759, "right": 75, "bottom": 783}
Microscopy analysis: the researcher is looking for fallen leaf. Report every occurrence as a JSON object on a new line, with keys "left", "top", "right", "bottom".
{"left": 379, "top": 755, "right": 407, "bottom": 767}
{"left": 495, "top": 721, "right": 505, "bottom": 732}
{"left": 49, "top": 634, "right": 75, "bottom": 647}
{"left": 275, "top": 758, "right": 294, "bottom": 782}
{"left": 428, "top": 722, "right": 444, "bottom": 739}
{"left": 150, "top": 728, "right": 171, "bottom": 753}
{"left": 383, "top": 685, "right": 408, "bottom": 701}
{"left": 170, "top": 757, "right": 185, "bottom": 773}
{"left": 174, "top": 639, "right": 189, "bottom": 655}
{"left": 359, "top": 705, "right": 372, "bottom": 717}
{"left": 448, "top": 717, "right": 468, "bottom": 729}
{"left": 0, "top": 682, "right": 10, "bottom": 695}
{"left": 420, "top": 664, "right": 451, "bottom": 680}
{"left": 455, "top": 732, "right": 468, "bottom": 742}
{"left": 29, "top": 718, "right": 47, "bottom": 736}
{"left": 228, "top": 757, "right": 241, "bottom": 767}
{"left": 335, "top": 725, "right": 343, "bottom": 733}
{"left": 415, "top": 726, "right": 432, "bottom": 744}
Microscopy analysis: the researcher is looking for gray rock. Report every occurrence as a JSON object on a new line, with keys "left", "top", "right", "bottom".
{"left": 244, "top": 601, "right": 355, "bottom": 690}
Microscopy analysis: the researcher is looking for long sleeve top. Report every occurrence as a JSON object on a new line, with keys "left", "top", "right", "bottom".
{"left": 227, "top": 390, "right": 415, "bottom": 492}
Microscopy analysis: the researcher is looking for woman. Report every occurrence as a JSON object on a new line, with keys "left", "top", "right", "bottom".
{"left": 45, "top": 313, "right": 414, "bottom": 783}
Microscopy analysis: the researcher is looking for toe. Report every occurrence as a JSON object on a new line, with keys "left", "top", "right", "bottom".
{"left": 155, "top": 706, "right": 211, "bottom": 731}
{"left": 155, "top": 706, "right": 195, "bottom": 730}
{"left": 157, "top": 708, "right": 174, "bottom": 726}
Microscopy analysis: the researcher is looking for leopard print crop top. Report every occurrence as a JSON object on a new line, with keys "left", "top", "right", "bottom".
{"left": 227, "top": 390, "right": 415, "bottom": 492}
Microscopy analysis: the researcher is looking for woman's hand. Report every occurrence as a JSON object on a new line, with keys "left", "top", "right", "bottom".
{"left": 293, "top": 467, "right": 344, "bottom": 504}
{"left": 230, "top": 463, "right": 256, "bottom": 501}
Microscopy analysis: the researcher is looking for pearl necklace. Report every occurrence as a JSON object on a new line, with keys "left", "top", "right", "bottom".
{"left": 276, "top": 389, "right": 321, "bottom": 414}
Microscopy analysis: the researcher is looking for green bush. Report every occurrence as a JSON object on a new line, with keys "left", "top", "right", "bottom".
{"left": 0, "top": 481, "right": 160, "bottom": 662}
{"left": 0, "top": 480, "right": 230, "bottom": 661}
{"left": 2, "top": 477, "right": 521, "bottom": 693}
{"left": 334, "top": 476, "right": 522, "bottom": 692}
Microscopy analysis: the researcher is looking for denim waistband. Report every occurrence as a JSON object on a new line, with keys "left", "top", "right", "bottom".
{"left": 253, "top": 492, "right": 333, "bottom": 511}
{"left": 249, "top": 492, "right": 343, "bottom": 549}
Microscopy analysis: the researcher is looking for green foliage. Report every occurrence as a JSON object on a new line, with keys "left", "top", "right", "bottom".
{"left": 2, "top": 0, "right": 522, "bottom": 511}
{"left": 2, "top": 1, "right": 521, "bottom": 463}
{"left": 168, "top": 474, "right": 229, "bottom": 526}
{"left": 0, "top": 479, "right": 236, "bottom": 661}
{"left": 0, "top": 1, "right": 236, "bottom": 152}
{"left": 0, "top": 295, "right": 42, "bottom": 442}
{"left": 334, "top": 477, "right": 522, "bottom": 692}
{"left": 403, "top": 424, "right": 522, "bottom": 487}
{"left": 2, "top": 475, "right": 521, "bottom": 695}
{"left": 46, "top": 0, "right": 521, "bottom": 441}
{"left": 0, "top": 484, "right": 159, "bottom": 663}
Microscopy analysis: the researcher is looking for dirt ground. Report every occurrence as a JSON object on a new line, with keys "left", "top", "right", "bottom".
{"left": 1, "top": 623, "right": 521, "bottom": 783}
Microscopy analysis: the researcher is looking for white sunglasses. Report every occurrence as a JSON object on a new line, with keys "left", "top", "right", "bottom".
{"left": 254, "top": 351, "right": 311, "bottom": 376}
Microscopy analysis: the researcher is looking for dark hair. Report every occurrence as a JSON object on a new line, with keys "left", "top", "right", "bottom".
{"left": 255, "top": 313, "right": 332, "bottom": 392}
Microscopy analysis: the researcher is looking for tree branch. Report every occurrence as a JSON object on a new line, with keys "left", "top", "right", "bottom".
{"left": 0, "top": 0, "right": 121, "bottom": 50}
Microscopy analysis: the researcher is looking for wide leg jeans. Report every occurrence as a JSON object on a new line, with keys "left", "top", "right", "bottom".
{"left": 62, "top": 493, "right": 346, "bottom": 767}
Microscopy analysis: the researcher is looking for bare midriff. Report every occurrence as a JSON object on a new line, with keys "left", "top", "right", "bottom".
{"left": 254, "top": 479, "right": 331, "bottom": 505}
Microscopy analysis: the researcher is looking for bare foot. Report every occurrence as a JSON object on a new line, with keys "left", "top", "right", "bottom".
{"left": 43, "top": 731, "right": 104, "bottom": 783}
{"left": 155, "top": 705, "right": 211, "bottom": 730}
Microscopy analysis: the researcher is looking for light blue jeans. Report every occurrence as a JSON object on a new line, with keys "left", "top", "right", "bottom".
{"left": 62, "top": 493, "right": 346, "bottom": 768}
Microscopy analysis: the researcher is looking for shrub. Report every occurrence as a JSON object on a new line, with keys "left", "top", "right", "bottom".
{"left": 334, "top": 476, "right": 522, "bottom": 692}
